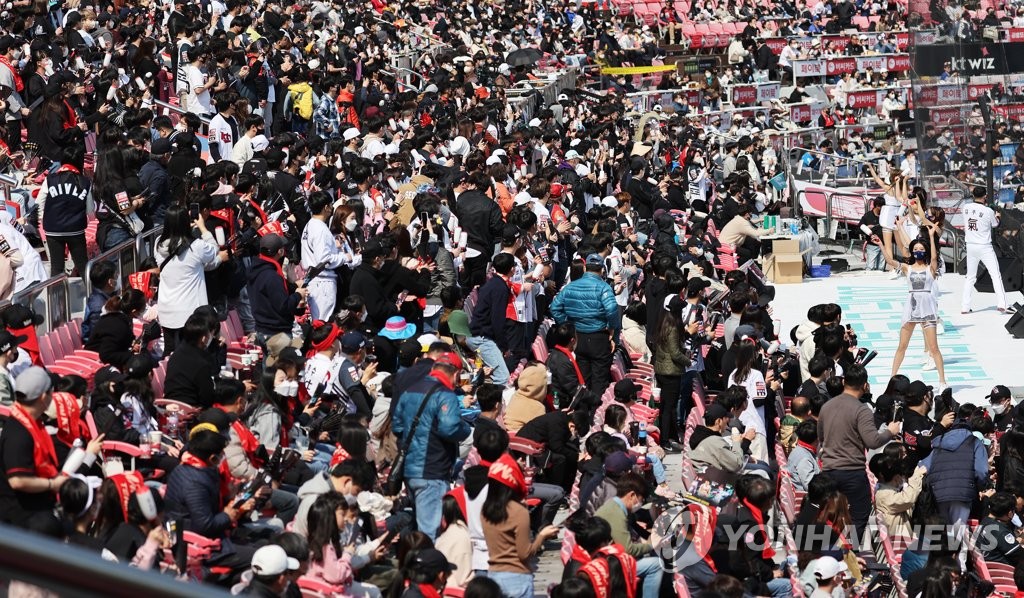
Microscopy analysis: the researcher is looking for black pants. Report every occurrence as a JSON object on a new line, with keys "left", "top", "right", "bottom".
{"left": 463, "top": 254, "right": 490, "bottom": 289}
{"left": 46, "top": 233, "right": 89, "bottom": 277}
{"left": 823, "top": 468, "right": 871, "bottom": 541}
{"left": 162, "top": 327, "right": 182, "bottom": 355}
{"left": 6, "top": 119, "right": 21, "bottom": 151}
{"left": 539, "top": 450, "right": 579, "bottom": 494}
{"left": 505, "top": 319, "right": 529, "bottom": 364}
{"left": 655, "top": 373, "right": 681, "bottom": 446}
{"left": 576, "top": 330, "right": 613, "bottom": 397}
{"left": 737, "top": 236, "right": 762, "bottom": 265}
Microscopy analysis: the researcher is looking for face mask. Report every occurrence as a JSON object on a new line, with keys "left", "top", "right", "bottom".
{"left": 992, "top": 403, "right": 1007, "bottom": 415}
{"left": 912, "top": 250, "right": 926, "bottom": 261}
{"left": 345, "top": 219, "right": 358, "bottom": 232}
{"left": 344, "top": 492, "right": 359, "bottom": 506}
{"left": 274, "top": 380, "right": 299, "bottom": 397}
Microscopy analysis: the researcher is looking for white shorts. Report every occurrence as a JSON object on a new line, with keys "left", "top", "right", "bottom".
{"left": 879, "top": 205, "right": 899, "bottom": 231}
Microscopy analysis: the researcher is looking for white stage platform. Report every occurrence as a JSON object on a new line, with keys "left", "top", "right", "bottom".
{"left": 771, "top": 270, "right": 1024, "bottom": 405}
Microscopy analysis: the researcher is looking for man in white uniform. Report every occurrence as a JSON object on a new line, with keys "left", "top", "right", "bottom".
{"left": 300, "top": 192, "right": 359, "bottom": 320}
{"left": 961, "top": 186, "right": 1013, "bottom": 314}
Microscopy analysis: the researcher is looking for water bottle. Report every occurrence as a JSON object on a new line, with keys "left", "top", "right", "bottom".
{"left": 166, "top": 407, "right": 180, "bottom": 437}
{"left": 637, "top": 422, "right": 648, "bottom": 455}
{"left": 62, "top": 439, "right": 88, "bottom": 474}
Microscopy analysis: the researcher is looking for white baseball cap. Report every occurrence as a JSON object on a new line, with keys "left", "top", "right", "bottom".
{"left": 343, "top": 127, "right": 361, "bottom": 142}
{"left": 513, "top": 191, "right": 535, "bottom": 206}
{"left": 600, "top": 196, "right": 618, "bottom": 208}
{"left": 251, "top": 135, "right": 270, "bottom": 152}
{"left": 449, "top": 136, "right": 471, "bottom": 157}
{"left": 354, "top": 26, "right": 365, "bottom": 35}
{"left": 564, "top": 149, "right": 581, "bottom": 160}
{"left": 251, "top": 545, "right": 299, "bottom": 577}
{"left": 812, "top": 556, "right": 848, "bottom": 580}
{"left": 485, "top": 154, "right": 502, "bottom": 166}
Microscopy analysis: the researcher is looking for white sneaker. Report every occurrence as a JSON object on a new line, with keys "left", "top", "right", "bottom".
{"left": 922, "top": 354, "right": 936, "bottom": 371}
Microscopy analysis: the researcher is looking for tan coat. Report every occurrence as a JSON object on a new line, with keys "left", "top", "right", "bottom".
{"left": 504, "top": 364, "right": 548, "bottom": 433}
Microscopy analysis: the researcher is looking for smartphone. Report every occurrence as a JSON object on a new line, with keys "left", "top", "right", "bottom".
{"left": 116, "top": 191, "right": 130, "bottom": 212}
{"left": 189, "top": 202, "right": 200, "bottom": 221}
{"left": 419, "top": 211, "right": 429, "bottom": 225}
{"left": 364, "top": 354, "right": 378, "bottom": 364}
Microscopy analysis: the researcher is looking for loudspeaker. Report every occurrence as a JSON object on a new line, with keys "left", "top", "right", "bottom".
{"left": 1006, "top": 310, "right": 1024, "bottom": 338}
{"left": 974, "top": 257, "right": 1024, "bottom": 293}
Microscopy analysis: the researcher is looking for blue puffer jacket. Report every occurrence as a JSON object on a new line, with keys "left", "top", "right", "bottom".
{"left": 550, "top": 272, "right": 620, "bottom": 333}
{"left": 163, "top": 459, "right": 235, "bottom": 551}
{"left": 922, "top": 426, "right": 990, "bottom": 504}
{"left": 392, "top": 373, "right": 471, "bottom": 480}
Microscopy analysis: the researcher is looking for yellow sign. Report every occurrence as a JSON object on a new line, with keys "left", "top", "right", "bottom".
{"left": 600, "top": 64, "right": 677, "bottom": 75}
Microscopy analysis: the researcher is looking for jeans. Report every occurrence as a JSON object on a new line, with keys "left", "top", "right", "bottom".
{"left": 102, "top": 226, "right": 134, "bottom": 251}
{"left": 636, "top": 556, "right": 665, "bottom": 598}
{"left": 823, "top": 469, "right": 871, "bottom": 538}
{"left": 46, "top": 233, "right": 89, "bottom": 277}
{"left": 865, "top": 243, "right": 885, "bottom": 271}
{"left": 646, "top": 454, "right": 667, "bottom": 484}
{"left": 467, "top": 336, "right": 510, "bottom": 386}
{"left": 489, "top": 571, "right": 534, "bottom": 598}
{"left": 406, "top": 478, "right": 448, "bottom": 541}
{"left": 766, "top": 577, "right": 794, "bottom": 598}
{"left": 576, "top": 330, "right": 613, "bottom": 397}
{"left": 269, "top": 488, "right": 299, "bottom": 523}
{"left": 937, "top": 501, "right": 971, "bottom": 528}
{"left": 528, "top": 482, "right": 565, "bottom": 531}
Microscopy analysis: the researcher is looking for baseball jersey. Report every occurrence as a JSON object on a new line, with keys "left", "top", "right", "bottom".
{"left": 962, "top": 201, "right": 998, "bottom": 245}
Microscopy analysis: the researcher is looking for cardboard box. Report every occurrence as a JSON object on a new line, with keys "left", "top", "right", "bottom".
{"left": 764, "top": 239, "right": 808, "bottom": 284}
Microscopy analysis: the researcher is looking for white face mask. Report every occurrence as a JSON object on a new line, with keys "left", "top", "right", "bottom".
{"left": 344, "top": 492, "right": 358, "bottom": 506}
{"left": 274, "top": 380, "right": 299, "bottom": 397}
{"left": 345, "top": 219, "right": 358, "bottom": 232}
{"left": 992, "top": 403, "right": 1007, "bottom": 416}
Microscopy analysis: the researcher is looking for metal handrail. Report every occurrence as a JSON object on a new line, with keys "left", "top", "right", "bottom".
{"left": 1, "top": 275, "right": 71, "bottom": 333}
{"left": 83, "top": 238, "right": 138, "bottom": 297}
{"left": 0, "top": 522, "right": 228, "bottom": 598}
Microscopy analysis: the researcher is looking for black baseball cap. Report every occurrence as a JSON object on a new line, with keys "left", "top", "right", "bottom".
{"left": 613, "top": 379, "right": 640, "bottom": 403}
{"left": 705, "top": 402, "right": 730, "bottom": 422}
{"left": 905, "top": 380, "right": 933, "bottom": 399}
{"left": 0, "top": 330, "right": 26, "bottom": 353}
{"left": 410, "top": 549, "right": 456, "bottom": 578}
{"left": 987, "top": 385, "right": 1012, "bottom": 401}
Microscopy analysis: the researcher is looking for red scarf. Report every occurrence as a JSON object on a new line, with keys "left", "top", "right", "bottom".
{"left": 258, "top": 254, "right": 289, "bottom": 293}
{"left": 797, "top": 440, "right": 822, "bottom": 468}
{"left": 554, "top": 345, "right": 584, "bottom": 385}
{"left": 0, "top": 56, "right": 22, "bottom": 92}
{"left": 827, "top": 519, "right": 854, "bottom": 550}
{"left": 596, "top": 544, "right": 637, "bottom": 598}
{"left": 742, "top": 498, "right": 775, "bottom": 560}
{"left": 110, "top": 471, "right": 146, "bottom": 520}
{"left": 415, "top": 584, "right": 442, "bottom": 598}
{"left": 10, "top": 402, "right": 59, "bottom": 479}
{"left": 821, "top": 112, "right": 835, "bottom": 127}
{"left": 570, "top": 544, "right": 591, "bottom": 566}
{"left": 579, "top": 557, "right": 611, "bottom": 598}
{"left": 8, "top": 324, "right": 41, "bottom": 366}
{"left": 57, "top": 164, "right": 80, "bottom": 175}
{"left": 329, "top": 445, "right": 352, "bottom": 469}
{"left": 50, "top": 391, "right": 81, "bottom": 447}
{"left": 231, "top": 420, "right": 264, "bottom": 468}
{"left": 62, "top": 100, "right": 78, "bottom": 130}
{"left": 181, "top": 452, "right": 229, "bottom": 509}
{"left": 686, "top": 504, "right": 719, "bottom": 573}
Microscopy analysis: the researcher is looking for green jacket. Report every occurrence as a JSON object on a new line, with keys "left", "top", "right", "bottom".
{"left": 594, "top": 497, "right": 651, "bottom": 558}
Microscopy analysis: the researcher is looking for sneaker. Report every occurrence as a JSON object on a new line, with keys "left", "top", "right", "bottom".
{"left": 999, "top": 306, "right": 1017, "bottom": 314}
{"left": 961, "top": 309, "right": 972, "bottom": 314}
{"left": 655, "top": 484, "right": 680, "bottom": 500}
{"left": 922, "top": 354, "right": 936, "bottom": 371}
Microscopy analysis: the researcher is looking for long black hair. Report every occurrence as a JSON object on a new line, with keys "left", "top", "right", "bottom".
{"left": 157, "top": 202, "right": 198, "bottom": 259}
{"left": 481, "top": 479, "right": 518, "bottom": 525}
{"left": 307, "top": 491, "right": 345, "bottom": 564}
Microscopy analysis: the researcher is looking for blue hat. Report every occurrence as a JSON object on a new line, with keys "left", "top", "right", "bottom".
{"left": 340, "top": 331, "right": 368, "bottom": 353}
{"left": 585, "top": 254, "right": 605, "bottom": 266}
{"left": 379, "top": 316, "right": 417, "bottom": 340}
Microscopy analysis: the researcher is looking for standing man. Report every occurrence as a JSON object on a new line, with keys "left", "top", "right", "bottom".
{"left": 818, "top": 364, "right": 900, "bottom": 535}
{"left": 301, "top": 191, "right": 359, "bottom": 320}
{"left": 962, "top": 186, "right": 1013, "bottom": 314}
{"left": 550, "top": 254, "right": 620, "bottom": 396}
{"left": 858, "top": 197, "right": 885, "bottom": 271}
{"left": 455, "top": 172, "right": 505, "bottom": 288}
{"left": 38, "top": 144, "right": 92, "bottom": 277}
{"left": 0, "top": 36, "right": 29, "bottom": 152}
{"left": 207, "top": 91, "right": 238, "bottom": 164}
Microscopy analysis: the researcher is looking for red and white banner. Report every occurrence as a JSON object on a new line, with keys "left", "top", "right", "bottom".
{"left": 885, "top": 54, "right": 911, "bottom": 72}
{"left": 790, "top": 104, "right": 812, "bottom": 122}
{"left": 825, "top": 57, "right": 857, "bottom": 75}
{"left": 928, "top": 106, "right": 968, "bottom": 125}
{"left": 1009, "top": 28, "right": 1024, "bottom": 42}
{"left": 732, "top": 85, "right": 757, "bottom": 105}
{"left": 968, "top": 83, "right": 997, "bottom": 100}
{"left": 935, "top": 84, "right": 966, "bottom": 104}
{"left": 992, "top": 103, "right": 1024, "bottom": 119}
{"left": 846, "top": 90, "right": 882, "bottom": 109}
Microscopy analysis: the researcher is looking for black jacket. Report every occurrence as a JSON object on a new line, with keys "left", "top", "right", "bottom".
{"left": 164, "top": 343, "right": 218, "bottom": 408}
{"left": 547, "top": 349, "right": 595, "bottom": 410}
{"left": 90, "top": 393, "right": 141, "bottom": 446}
{"left": 350, "top": 263, "right": 395, "bottom": 331}
{"left": 163, "top": 460, "right": 234, "bottom": 542}
{"left": 41, "top": 169, "right": 91, "bottom": 234}
{"left": 454, "top": 189, "right": 503, "bottom": 254}
{"left": 517, "top": 411, "right": 576, "bottom": 459}
{"left": 724, "top": 503, "right": 776, "bottom": 595}
{"left": 85, "top": 312, "right": 136, "bottom": 368}
{"left": 247, "top": 257, "right": 304, "bottom": 335}
{"left": 469, "top": 275, "right": 511, "bottom": 350}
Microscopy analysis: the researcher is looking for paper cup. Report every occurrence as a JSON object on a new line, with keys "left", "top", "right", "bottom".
{"left": 149, "top": 431, "right": 162, "bottom": 447}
